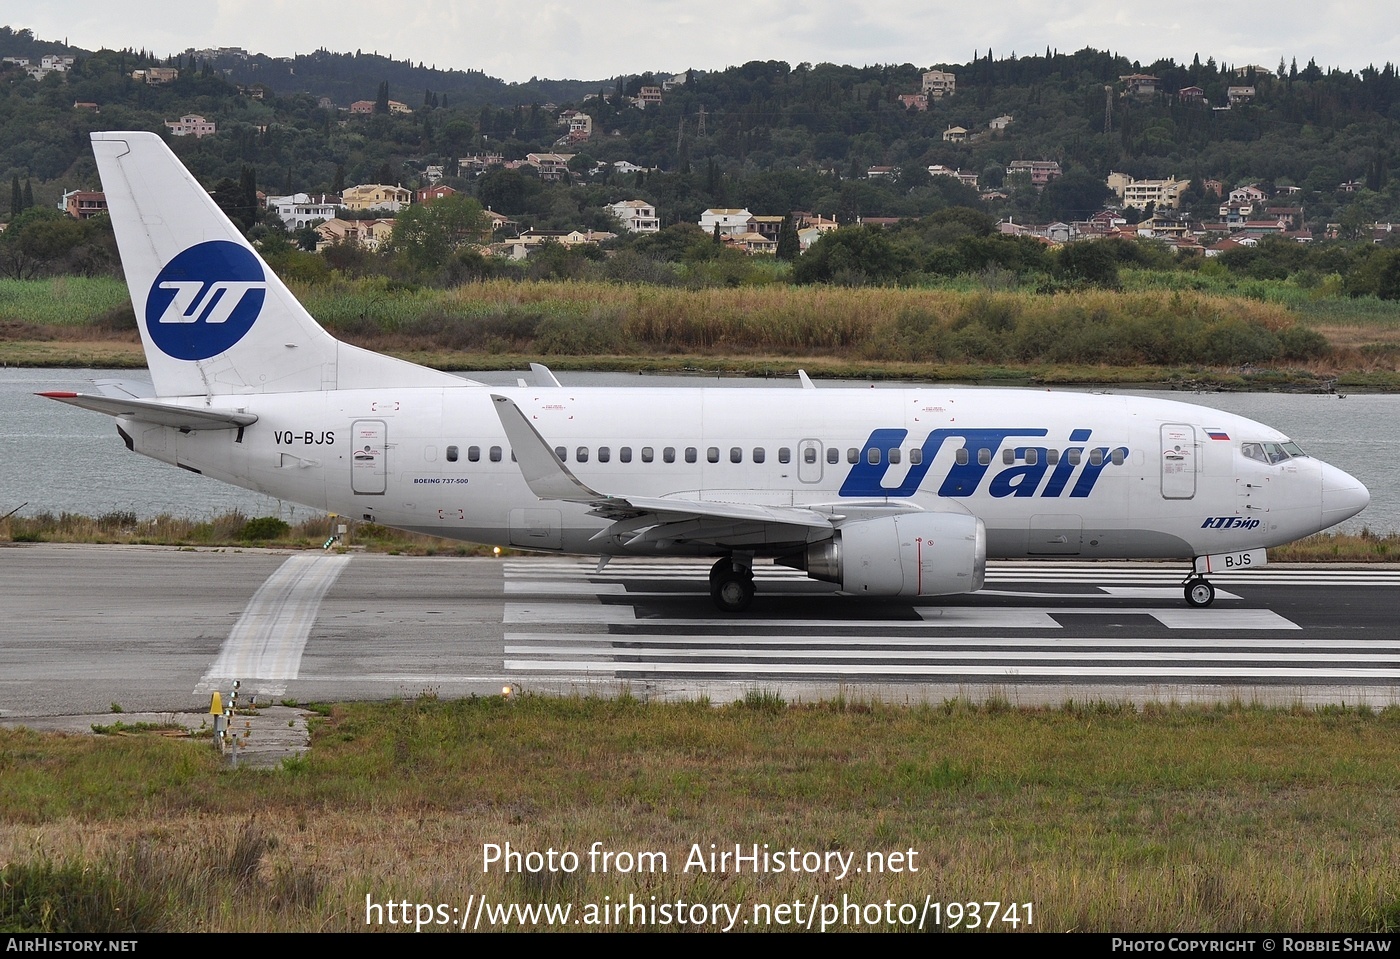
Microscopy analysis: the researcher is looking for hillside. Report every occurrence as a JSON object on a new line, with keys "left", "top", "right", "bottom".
{"left": 1, "top": 23, "right": 1397, "bottom": 232}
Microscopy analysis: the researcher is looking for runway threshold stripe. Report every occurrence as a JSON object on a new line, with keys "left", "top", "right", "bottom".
{"left": 502, "top": 604, "right": 1297, "bottom": 630}
{"left": 505, "top": 645, "right": 1400, "bottom": 665}
{"left": 503, "top": 660, "right": 1400, "bottom": 679}
{"left": 198, "top": 553, "right": 350, "bottom": 693}
{"left": 503, "top": 633, "right": 1394, "bottom": 651}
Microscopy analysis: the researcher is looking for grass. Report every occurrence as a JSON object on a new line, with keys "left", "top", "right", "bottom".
{"left": 0, "top": 510, "right": 504, "bottom": 556}
{"left": 3, "top": 696, "right": 1400, "bottom": 931}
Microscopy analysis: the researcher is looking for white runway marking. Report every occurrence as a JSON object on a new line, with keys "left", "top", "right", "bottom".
{"left": 496, "top": 559, "right": 1400, "bottom": 684}
{"left": 197, "top": 553, "right": 350, "bottom": 696}
{"left": 505, "top": 601, "right": 1294, "bottom": 631}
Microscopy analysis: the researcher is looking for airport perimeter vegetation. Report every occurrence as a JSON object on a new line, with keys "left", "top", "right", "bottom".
{"left": 5, "top": 270, "right": 1400, "bottom": 389}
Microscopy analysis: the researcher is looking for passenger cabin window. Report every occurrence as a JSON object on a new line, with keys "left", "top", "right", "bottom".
{"left": 909, "top": 448, "right": 922, "bottom": 466}
{"left": 889, "top": 448, "right": 901, "bottom": 465}
{"left": 779, "top": 448, "right": 791, "bottom": 464}
{"left": 620, "top": 447, "right": 632, "bottom": 463}
{"left": 1068, "top": 449, "right": 1082, "bottom": 466}
{"left": 1025, "top": 449, "right": 1037, "bottom": 466}
{"left": 576, "top": 447, "right": 589, "bottom": 463}
{"left": 446, "top": 445, "right": 459, "bottom": 462}
{"left": 752, "top": 447, "right": 765, "bottom": 464}
{"left": 730, "top": 447, "right": 743, "bottom": 463}
{"left": 641, "top": 447, "right": 654, "bottom": 463}
{"left": 977, "top": 448, "right": 991, "bottom": 466}
{"left": 848, "top": 448, "right": 859, "bottom": 464}
{"left": 708, "top": 447, "right": 720, "bottom": 463}
{"left": 867, "top": 448, "right": 881, "bottom": 465}
{"left": 598, "top": 447, "right": 611, "bottom": 463}
{"left": 1111, "top": 449, "right": 1125, "bottom": 466}
{"left": 685, "top": 447, "right": 698, "bottom": 463}
{"left": 664, "top": 447, "right": 675, "bottom": 463}
{"left": 956, "top": 448, "right": 969, "bottom": 466}
{"left": 489, "top": 446, "right": 502, "bottom": 462}
{"left": 804, "top": 447, "right": 818, "bottom": 464}
{"left": 1003, "top": 449, "right": 1015, "bottom": 465}
{"left": 1047, "top": 449, "right": 1059, "bottom": 466}
{"left": 555, "top": 446, "right": 567, "bottom": 462}
{"left": 1089, "top": 449, "right": 1104, "bottom": 466}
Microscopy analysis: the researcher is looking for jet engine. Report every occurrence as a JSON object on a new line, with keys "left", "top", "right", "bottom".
{"left": 778, "top": 512, "right": 986, "bottom": 597}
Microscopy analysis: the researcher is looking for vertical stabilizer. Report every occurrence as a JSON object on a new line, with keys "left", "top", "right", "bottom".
{"left": 92, "top": 132, "right": 464, "bottom": 397}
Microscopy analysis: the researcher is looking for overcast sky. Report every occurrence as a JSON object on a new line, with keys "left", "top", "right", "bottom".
{"left": 15, "top": 1, "right": 1400, "bottom": 83}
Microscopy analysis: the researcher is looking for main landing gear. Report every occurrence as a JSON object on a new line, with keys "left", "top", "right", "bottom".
{"left": 1183, "top": 575, "right": 1216, "bottom": 608}
{"left": 709, "top": 555, "right": 755, "bottom": 613}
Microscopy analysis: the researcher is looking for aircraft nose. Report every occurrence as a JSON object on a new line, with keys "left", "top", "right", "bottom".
{"left": 1320, "top": 462, "right": 1370, "bottom": 524}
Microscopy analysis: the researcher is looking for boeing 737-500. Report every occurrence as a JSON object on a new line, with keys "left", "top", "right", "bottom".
{"left": 42, "top": 132, "right": 1370, "bottom": 612}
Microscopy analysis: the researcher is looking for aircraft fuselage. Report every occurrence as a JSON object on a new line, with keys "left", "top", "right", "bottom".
{"left": 124, "top": 384, "right": 1358, "bottom": 562}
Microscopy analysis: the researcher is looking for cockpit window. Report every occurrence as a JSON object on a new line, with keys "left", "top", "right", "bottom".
{"left": 1241, "top": 441, "right": 1295, "bottom": 465}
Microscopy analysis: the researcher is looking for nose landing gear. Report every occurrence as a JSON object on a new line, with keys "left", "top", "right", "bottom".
{"left": 1183, "top": 575, "right": 1216, "bottom": 608}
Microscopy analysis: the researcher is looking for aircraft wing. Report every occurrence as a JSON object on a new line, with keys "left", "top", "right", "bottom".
{"left": 491, "top": 394, "right": 833, "bottom": 548}
{"left": 38, "top": 391, "right": 258, "bottom": 430}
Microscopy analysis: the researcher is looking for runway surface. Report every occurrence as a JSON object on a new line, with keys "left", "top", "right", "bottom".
{"left": 3, "top": 543, "right": 1400, "bottom": 718}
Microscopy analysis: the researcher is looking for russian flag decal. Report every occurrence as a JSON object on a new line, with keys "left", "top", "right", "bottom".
{"left": 1205, "top": 430, "right": 1231, "bottom": 441}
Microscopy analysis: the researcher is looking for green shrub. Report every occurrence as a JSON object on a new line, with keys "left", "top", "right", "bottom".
{"left": 239, "top": 516, "right": 290, "bottom": 541}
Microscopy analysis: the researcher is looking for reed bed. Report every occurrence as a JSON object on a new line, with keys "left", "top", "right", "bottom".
{"left": 0, "top": 277, "right": 129, "bottom": 327}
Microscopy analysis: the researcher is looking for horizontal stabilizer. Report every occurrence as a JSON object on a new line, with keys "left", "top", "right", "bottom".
{"left": 38, "top": 391, "right": 257, "bottom": 430}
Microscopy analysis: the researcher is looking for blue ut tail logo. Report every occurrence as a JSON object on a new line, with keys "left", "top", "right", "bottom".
{"left": 145, "top": 241, "right": 266, "bottom": 360}
{"left": 839, "top": 427, "right": 1128, "bottom": 499}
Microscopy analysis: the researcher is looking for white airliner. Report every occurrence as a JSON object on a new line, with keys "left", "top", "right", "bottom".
{"left": 43, "top": 132, "right": 1370, "bottom": 612}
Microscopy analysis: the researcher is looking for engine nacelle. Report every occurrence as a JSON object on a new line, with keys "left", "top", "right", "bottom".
{"left": 780, "top": 512, "right": 986, "bottom": 597}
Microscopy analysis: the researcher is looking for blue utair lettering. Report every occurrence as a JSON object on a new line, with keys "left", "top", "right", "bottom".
{"left": 145, "top": 240, "right": 267, "bottom": 361}
{"left": 838, "top": 427, "right": 1128, "bottom": 499}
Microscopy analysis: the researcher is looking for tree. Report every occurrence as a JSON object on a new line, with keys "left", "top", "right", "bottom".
{"left": 1346, "top": 248, "right": 1400, "bottom": 300}
{"left": 387, "top": 194, "right": 489, "bottom": 274}
{"left": 209, "top": 167, "right": 258, "bottom": 234}
{"left": 790, "top": 226, "right": 915, "bottom": 285}
{"left": 9, "top": 175, "right": 20, "bottom": 217}
{"left": 1055, "top": 240, "right": 1121, "bottom": 288}
{"left": 1039, "top": 170, "right": 1111, "bottom": 222}
{"left": 374, "top": 80, "right": 390, "bottom": 114}
{"left": 775, "top": 215, "right": 799, "bottom": 260}
{"left": 476, "top": 167, "right": 529, "bottom": 214}
{"left": 0, "top": 207, "right": 113, "bottom": 279}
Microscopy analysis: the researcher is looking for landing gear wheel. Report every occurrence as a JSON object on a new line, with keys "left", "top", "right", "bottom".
{"left": 710, "top": 571, "right": 756, "bottom": 613}
{"left": 1184, "top": 578, "right": 1216, "bottom": 608}
{"left": 708, "top": 557, "right": 731, "bottom": 585}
